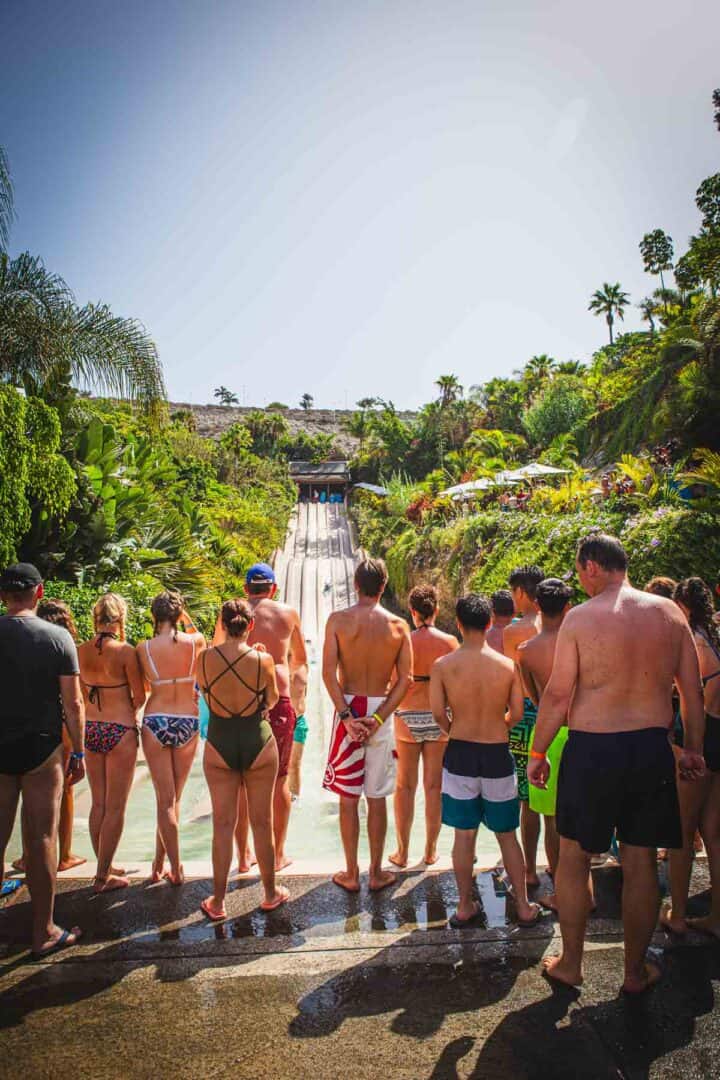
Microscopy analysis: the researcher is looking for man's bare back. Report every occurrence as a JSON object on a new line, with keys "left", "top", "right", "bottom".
{"left": 325, "top": 602, "right": 409, "bottom": 697}
{"left": 431, "top": 644, "right": 524, "bottom": 743}
{"left": 247, "top": 597, "right": 306, "bottom": 700}
{"left": 517, "top": 631, "right": 558, "bottom": 708}
{"left": 551, "top": 584, "right": 696, "bottom": 734}
{"left": 503, "top": 614, "right": 540, "bottom": 664}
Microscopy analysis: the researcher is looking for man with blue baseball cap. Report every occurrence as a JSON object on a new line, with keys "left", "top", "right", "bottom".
{"left": 230, "top": 562, "right": 307, "bottom": 872}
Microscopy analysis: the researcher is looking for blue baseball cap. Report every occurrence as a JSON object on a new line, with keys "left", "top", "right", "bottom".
{"left": 245, "top": 563, "right": 276, "bottom": 586}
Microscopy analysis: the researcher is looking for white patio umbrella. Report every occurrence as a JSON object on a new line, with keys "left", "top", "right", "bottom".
{"left": 440, "top": 477, "right": 495, "bottom": 498}
{"left": 512, "top": 462, "right": 570, "bottom": 478}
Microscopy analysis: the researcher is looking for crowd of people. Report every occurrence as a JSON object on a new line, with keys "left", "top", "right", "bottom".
{"left": 1, "top": 535, "right": 719, "bottom": 995}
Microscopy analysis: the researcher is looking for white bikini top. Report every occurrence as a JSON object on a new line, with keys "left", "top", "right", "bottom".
{"left": 144, "top": 637, "right": 196, "bottom": 686}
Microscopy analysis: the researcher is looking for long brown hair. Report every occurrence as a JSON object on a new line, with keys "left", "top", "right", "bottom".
{"left": 674, "top": 578, "right": 720, "bottom": 653}
{"left": 37, "top": 598, "right": 78, "bottom": 642}
{"left": 220, "top": 599, "right": 254, "bottom": 638}
{"left": 151, "top": 591, "right": 184, "bottom": 639}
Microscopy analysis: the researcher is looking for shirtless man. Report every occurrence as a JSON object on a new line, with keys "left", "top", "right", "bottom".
{"left": 503, "top": 565, "right": 545, "bottom": 885}
{"left": 431, "top": 594, "right": 541, "bottom": 928}
{"left": 517, "top": 578, "right": 573, "bottom": 909}
{"left": 485, "top": 590, "right": 514, "bottom": 654}
{"left": 238, "top": 563, "right": 308, "bottom": 871}
{"left": 322, "top": 558, "right": 412, "bottom": 892}
{"left": 528, "top": 533, "right": 705, "bottom": 994}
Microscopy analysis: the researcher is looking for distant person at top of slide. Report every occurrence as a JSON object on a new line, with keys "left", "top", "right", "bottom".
{"left": 0, "top": 563, "right": 85, "bottom": 959}
{"left": 529, "top": 533, "right": 705, "bottom": 994}
{"left": 323, "top": 558, "right": 412, "bottom": 892}
{"left": 431, "top": 594, "right": 541, "bottom": 929}
{"left": 223, "top": 563, "right": 308, "bottom": 873}
{"left": 503, "top": 565, "right": 545, "bottom": 888}
{"left": 485, "top": 590, "right": 515, "bottom": 654}
{"left": 517, "top": 578, "right": 573, "bottom": 910}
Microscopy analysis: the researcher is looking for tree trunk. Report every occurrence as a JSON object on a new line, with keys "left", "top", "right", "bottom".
{"left": 659, "top": 269, "right": 668, "bottom": 315}
{"left": 607, "top": 313, "right": 614, "bottom": 345}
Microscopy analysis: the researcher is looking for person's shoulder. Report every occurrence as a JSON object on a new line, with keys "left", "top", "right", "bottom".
{"left": 516, "top": 635, "right": 538, "bottom": 659}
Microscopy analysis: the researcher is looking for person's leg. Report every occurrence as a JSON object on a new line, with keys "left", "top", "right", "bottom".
{"left": 390, "top": 739, "right": 420, "bottom": 868}
{"left": 234, "top": 782, "right": 255, "bottom": 873}
{"left": 451, "top": 827, "right": 478, "bottom": 921}
{"left": 662, "top": 773, "right": 706, "bottom": 933}
{"left": 288, "top": 740, "right": 304, "bottom": 799}
{"left": 21, "top": 748, "right": 80, "bottom": 954}
{"left": 334, "top": 796, "right": 361, "bottom": 891}
{"left": 521, "top": 802, "right": 541, "bottom": 886}
{"left": 273, "top": 771, "right": 293, "bottom": 871}
{"left": 94, "top": 732, "right": 137, "bottom": 891}
{"left": 245, "top": 741, "right": 289, "bottom": 909}
{"left": 537, "top": 815, "right": 560, "bottom": 910}
{"left": 689, "top": 773, "right": 720, "bottom": 935}
{"left": 367, "top": 796, "right": 395, "bottom": 890}
{"left": 142, "top": 728, "right": 182, "bottom": 882}
{"left": 85, "top": 749, "right": 106, "bottom": 858}
{"left": 168, "top": 736, "right": 198, "bottom": 882}
{"left": 58, "top": 736, "right": 84, "bottom": 871}
{"left": 0, "top": 773, "right": 21, "bottom": 887}
{"left": 543, "top": 837, "right": 593, "bottom": 987}
{"left": 202, "top": 744, "right": 242, "bottom": 916}
{"left": 618, "top": 842, "right": 663, "bottom": 992}
{"left": 422, "top": 741, "right": 447, "bottom": 865}
{"left": 496, "top": 830, "right": 540, "bottom": 923}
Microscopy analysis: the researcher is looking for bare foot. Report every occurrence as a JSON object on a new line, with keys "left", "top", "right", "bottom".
{"left": 389, "top": 851, "right": 408, "bottom": 868}
{"left": 694, "top": 833, "right": 704, "bottom": 854}
{"left": 12, "top": 857, "right": 26, "bottom": 873}
{"left": 369, "top": 869, "right": 396, "bottom": 892}
{"left": 542, "top": 954, "right": 583, "bottom": 988}
{"left": 58, "top": 854, "right": 87, "bottom": 872}
{"left": 275, "top": 854, "right": 293, "bottom": 871}
{"left": 94, "top": 875, "right": 130, "bottom": 893}
{"left": 163, "top": 867, "right": 184, "bottom": 886}
{"left": 622, "top": 960, "right": 662, "bottom": 995}
{"left": 261, "top": 885, "right": 290, "bottom": 911}
{"left": 659, "top": 904, "right": 687, "bottom": 936}
{"left": 110, "top": 865, "right": 127, "bottom": 877}
{"left": 526, "top": 872, "right": 541, "bottom": 888}
{"left": 332, "top": 870, "right": 360, "bottom": 893}
{"left": 237, "top": 852, "right": 257, "bottom": 874}
{"left": 687, "top": 915, "right": 720, "bottom": 939}
{"left": 538, "top": 892, "right": 558, "bottom": 912}
{"left": 423, "top": 850, "right": 439, "bottom": 866}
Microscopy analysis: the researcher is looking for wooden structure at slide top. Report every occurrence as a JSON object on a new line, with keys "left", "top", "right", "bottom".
{"left": 289, "top": 460, "right": 349, "bottom": 501}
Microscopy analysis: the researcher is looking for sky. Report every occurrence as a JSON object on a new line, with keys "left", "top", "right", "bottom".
{"left": 2, "top": 0, "right": 719, "bottom": 409}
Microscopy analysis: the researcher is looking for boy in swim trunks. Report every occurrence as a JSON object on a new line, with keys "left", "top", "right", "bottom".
{"left": 322, "top": 558, "right": 412, "bottom": 892}
{"left": 431, "top": 594, "right": 542, "bottom": 929}
{"left": 517, "top": 578, "right": 572, "bottom": 909}
{"left": 289, "top": 714, "right": 308, "bottom": 799}
{"left": 503, "top": 565, "right": 545, "bottom": 886}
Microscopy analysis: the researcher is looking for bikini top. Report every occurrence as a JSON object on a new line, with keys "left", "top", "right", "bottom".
{"left": 82, "top": 679, "right": 129, "bottom": 711}
{"left": 411, "top": 623, "right": 431, "bottom": 682}
{"left": 698, "top": 631, "right": 720, "bottom": 687}
{"left": 200, "top": 647, "right": 265, "bottom": 718}
{"left": 144, "top": 637, "right": 196, "bottom": 687}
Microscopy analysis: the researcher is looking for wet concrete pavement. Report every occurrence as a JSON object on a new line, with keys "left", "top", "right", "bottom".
{"left": 1, "top": 863, "right": 719, "bottom": 1079}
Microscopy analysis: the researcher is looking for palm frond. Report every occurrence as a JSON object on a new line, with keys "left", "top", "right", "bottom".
{"left": 0, "top": 146, "right": 14, "bottom": 252}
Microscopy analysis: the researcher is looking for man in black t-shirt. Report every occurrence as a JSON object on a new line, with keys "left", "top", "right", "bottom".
{"left": 0, "top": 563, "right": 85, "bottom": 958}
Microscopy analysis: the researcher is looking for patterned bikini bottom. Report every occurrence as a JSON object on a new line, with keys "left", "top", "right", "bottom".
{"left": 143, "top": 714, "right": 199, "bottom": 749}
{"left": 397, "top": 711, "right": 447, "bottom": 744}
{"left": 85, "top": 720, "right": 138, "bottom": 755}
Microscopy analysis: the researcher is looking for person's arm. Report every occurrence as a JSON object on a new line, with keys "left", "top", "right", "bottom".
{"left": 507, "top": 666, "right": 525, "bottom": 726}
{"left": 502, "top": 624, "right": 520, "bottom": 664}
{"left": 289, "top": 615, "right": 309, "bottom": 715}
{"left": 321, "top": 615, "right": 364, "bottom": 741}
{"left": 211, "top": 612, "right": 225, "bottom": 646}
{"left": 528, "top": 617, "right": 578, "bottom": 787}
{"left": 430, "top": 661, "right": 450, "bottom": 733}
{"left": 60, "top": 674, "right": 85, "bottom": 785}
{"left": 365, "top": 625, "right": 413, "bottom": 732}
{"left": 261, "top": 654, "right": 280, "bottom": 712}
{"left": 675, "top": 626, "right": 707, "bottom": 778}
{"left": 124, "top": 647, "right": 147, "bottom": 717}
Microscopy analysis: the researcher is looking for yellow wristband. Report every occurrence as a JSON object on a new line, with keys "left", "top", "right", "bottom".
{"left": 372, "top": 712, "right": 384, "bottom": 726}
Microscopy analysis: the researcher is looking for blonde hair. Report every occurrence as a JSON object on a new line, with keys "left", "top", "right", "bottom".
{"left": 93, "top": 592, "right": 128, "bottom": 639}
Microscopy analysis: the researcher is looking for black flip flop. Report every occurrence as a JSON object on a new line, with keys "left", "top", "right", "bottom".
{"left": 517, "top": 905, "right": 544, "bottom": 928}
{"left": 448, "top": 907, "right": 482, "bottom": 929}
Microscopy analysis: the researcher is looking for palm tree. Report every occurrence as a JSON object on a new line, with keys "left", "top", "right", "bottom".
{"left": 300, "top": 392, "right": 314, "bottom": 410}
{"left": 0, "top": 252, "right": 165, "bottom": 407}
{"left": 525, "top": 354, "right": 556, "bottom": 381}
{"left": 556, "top": 360, "right": 584, "bottom": 375}
{"left": 0, "top": 146, "right": 14, "bottom": 253}
{"left": 589, "top": 282, "right": 630, "bottom": 345}
{"left": 638, "top": 297, "right": 657, "bottom": 333}
{"left": 435, "top": 374, "right": 463, "bottom": 408}
{"left": 0, "top": 147, "right": 165, "bottom": 408}
{"left": 214, "top": 386, "right": 239, "bottom": 406}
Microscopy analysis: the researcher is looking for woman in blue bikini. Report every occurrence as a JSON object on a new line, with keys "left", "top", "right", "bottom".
{"left": 137, "top": 592, "right": 206, "bottom": 885}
